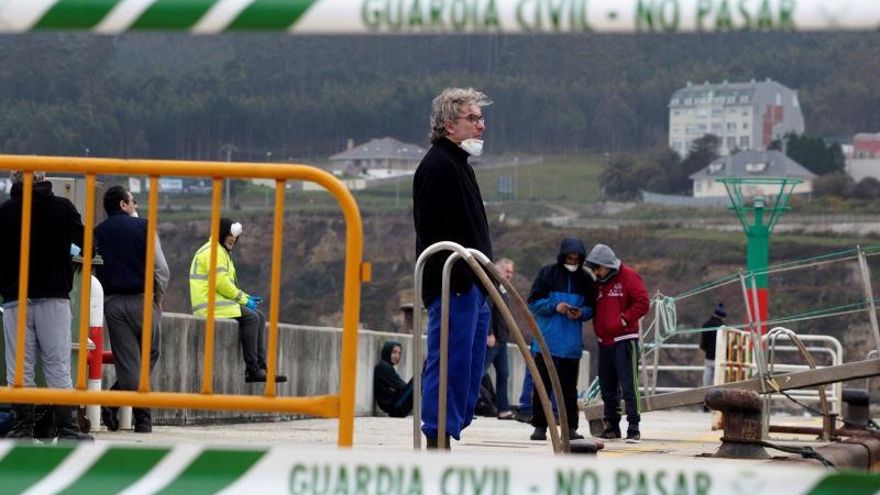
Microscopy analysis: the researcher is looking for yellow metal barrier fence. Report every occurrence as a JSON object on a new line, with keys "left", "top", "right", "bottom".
{"left": 0, "top": 155, "right": 365, "bottom": 447}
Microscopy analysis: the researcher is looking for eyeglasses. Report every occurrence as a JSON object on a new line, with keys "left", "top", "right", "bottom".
{"left": 458, "top": 114, "right": 485, "bottom": 125}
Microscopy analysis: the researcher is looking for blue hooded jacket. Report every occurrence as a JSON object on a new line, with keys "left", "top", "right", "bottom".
{"left": 527, "top": 238, "right": 595, "bottom": 359}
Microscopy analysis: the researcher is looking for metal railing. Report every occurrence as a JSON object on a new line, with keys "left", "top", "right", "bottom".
{"left": 412, "top": 241, "right": 572, "bottom": 453}
{"left": 0, "top": 155, "right": 366, "bottom": 447}
{"left": 641, "top": 326, "right": 843, "bottom": 416}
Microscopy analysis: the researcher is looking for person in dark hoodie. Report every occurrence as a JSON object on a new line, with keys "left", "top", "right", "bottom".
{"left": 526, "top": 238, "right": 595, "bottom": 442}
{"left": 0, "top": 170, "right": 92, "bottom": 441}
{"left": 373, "top": 341, "right": 413, "bottom": 418}
{"left": 413, "top": 87, "right": 493, "bottom": 449}
{"left": 699, "top": 303, "right": 726, "bottom": 389}
{"left": 585, "top": 243, "right": 650, "bottom": 444}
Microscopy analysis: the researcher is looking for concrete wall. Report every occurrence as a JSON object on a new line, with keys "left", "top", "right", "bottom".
{"left": 111, "top": 313, "right": 589, "bottom": 425}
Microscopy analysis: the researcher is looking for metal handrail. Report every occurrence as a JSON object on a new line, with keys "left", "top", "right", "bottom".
{"left": 763, "top": 327, "right": 833, "bottom": 438}
{"left": 0, "top": 155, "right": 365, "bottom": 447}
{"left": 412, "top": 242, "right": 570, "bottom": 452}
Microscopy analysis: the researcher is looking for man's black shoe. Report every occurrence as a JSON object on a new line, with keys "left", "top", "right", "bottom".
{"left": 598, "top": 427, "right": 621, "bottom": 440}
{"left": 425, "top": 435, "right": 451, "bottom": 450}
{"left": 514, "top": 412, "right": 532, "bottom": 424}
{"left": 101, "top": 407, "right": 119, "bottom": 432}
{"left": 569, "top": 430, "right": 584, "bottom": 440}
{"left": 245, "top": 370, "right": 267, "bottom": 383}
{"left": 625, "top": 430, "right": 641, "bottom": 444}
{"left": 134, "top": 422, "right": 153, "bottom": 433}
{"left": 247, "top": 370, "right": 288, "bottom": 383}
{"left": 530, "top": 427, "right": 547, "bottom": 441}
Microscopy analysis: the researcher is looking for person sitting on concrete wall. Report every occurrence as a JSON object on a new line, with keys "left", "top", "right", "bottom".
{"left": 373, "top": 341, "right": 413, "bottom": 417}
{"left": 188, "top": 218, "right": 287, "bottom": 384}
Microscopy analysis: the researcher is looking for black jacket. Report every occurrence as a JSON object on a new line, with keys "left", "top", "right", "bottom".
{"left": 95, "top": 211, "right": 149, "bottom": 295}
{"left": 0, "top": 181, "right": 84, "bottom": 302}
{"left": 700, "top": 315, "right": 724, "bottom": 360}
{"left": 373, "top": 341, "right": 411, "bottom": 417}
{"left": 489, "top": 291, "right": 512, "bottom": 344}
{"left": 413, "top": 138, "right": 492, "bottom": 304}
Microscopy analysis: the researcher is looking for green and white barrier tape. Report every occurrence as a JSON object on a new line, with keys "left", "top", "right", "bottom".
{"left": 0, "top": 0, "right": 877, "bottom": 34}
{"left": 1, "top": 440, "right": 878, "bottom": 494}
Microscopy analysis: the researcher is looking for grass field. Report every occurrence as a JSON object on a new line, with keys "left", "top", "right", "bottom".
{"left": 139, "top": 154, "right": 607, "bottom": 221}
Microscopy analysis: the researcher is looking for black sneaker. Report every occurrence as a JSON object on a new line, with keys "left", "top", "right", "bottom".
{"left": 530, "top": 427, "right": 547, "bottom": 441}
{"left": 101, "top": 407, "right": 119, "bottom": 432}
{"left": 134, "top": 422, "right": 152, "bottom": 434}
{"left": 625, "top": 430, "right": 641, "bottom": 444}
{"left": 245, "top": 370, "right": 267, "bottom": 383}
{"left": 514, "top": 411, "right": 532, "bottom": 424}
{"left": 598, "top": 427, "right": 621, "bottom": 440}
{"left": 569, "top": 430, "right": 584, "bottom": 440}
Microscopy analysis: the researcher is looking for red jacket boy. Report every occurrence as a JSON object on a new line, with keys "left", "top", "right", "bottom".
{"left": 585, "top": 243, "right": 650, "bottom": 443}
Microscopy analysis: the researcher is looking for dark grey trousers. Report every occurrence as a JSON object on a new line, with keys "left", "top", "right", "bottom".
{"left": 236, "top": 306, "right": 267, "bottom": 374}
{"left": 104, "top": 294, "right": 161, "bottom": 391}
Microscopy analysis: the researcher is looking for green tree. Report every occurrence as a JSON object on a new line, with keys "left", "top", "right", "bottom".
{"left": 669, "top": 134, "right": 720, "bottom": 195}
{"left": 773, "top": 133, "right": 845, "bottom": 175}
{"left": 600, "top": 154, "right": 642, "bottom": 200}
{"left": 643, "top": 147, "right": 682, "bottom": 194}
{"left": 852, "top": 177, "right": 880, "bottom": 200}
{"left": 812, "top": 173, "right": 854, "bottom": 198}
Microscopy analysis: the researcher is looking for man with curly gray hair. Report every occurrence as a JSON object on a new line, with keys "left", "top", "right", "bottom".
{"left": 413, "top": 87, "right": 493, "bottom": 449}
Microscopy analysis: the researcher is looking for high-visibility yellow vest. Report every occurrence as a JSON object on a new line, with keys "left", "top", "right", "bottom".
{"left": 189, "top": 240, "right": 249, "bottom": 318}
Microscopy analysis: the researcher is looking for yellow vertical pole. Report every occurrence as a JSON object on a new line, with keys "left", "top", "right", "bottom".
{"left": 138, "top": 176, "right": 159, "bottom": 392}
{"left": 337, "top": 190, "right": 363, "bottom": 447}
{"left": 13, "top": 172, "right": 33, "bottom": 388}
{"left": 201, "top": 178, "right": 223, "bottom": 394}
{"left": 264, "top": 180, "right": 285, "bottom": 397}
{"left": 75, "top": 174, "right": 96, "bottom": 390}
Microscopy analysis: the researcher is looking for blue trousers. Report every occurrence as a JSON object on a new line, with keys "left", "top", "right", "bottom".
{"left": 483, "top": 342, "right": 510, "bottom": 411}
{"left": 421, "top": 286, "right": 490, "bottom": 440}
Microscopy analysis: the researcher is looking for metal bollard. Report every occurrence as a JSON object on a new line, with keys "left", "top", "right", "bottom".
{"left": 569, "top": 439, "right": 604, "bottom": 456}
{"left": 86, "top": 276, "right": 104, "bottom": 431}
{"left": 705, "top": 388, "right": 769, "bottom": 459}
{"left": 841, "top": 388, "right": 871, "bottom": 430}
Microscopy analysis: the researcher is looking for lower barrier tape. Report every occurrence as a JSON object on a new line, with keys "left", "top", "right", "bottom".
{"left": 0, "top": 440, "right": 878, "bottom": 494}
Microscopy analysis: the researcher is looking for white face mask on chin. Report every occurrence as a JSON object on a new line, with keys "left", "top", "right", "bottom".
{"left": 459, "top": 138, "right": 483, "bottom": 156}
{"left": 564, "top": 264, "right": 579, "bottom": 273}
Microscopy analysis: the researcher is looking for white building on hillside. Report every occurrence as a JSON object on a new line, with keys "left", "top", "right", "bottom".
{"left": 689, "top": 150, "right": 815, "bottom": 198}
{"left": 846, "top": 132, "right": 880, "bottom": 182}
{"left": 328, "top": 137, "right": 425, "bottom": 174}
{"left": 669, "top": 79, "right": 805, "bottom": 157}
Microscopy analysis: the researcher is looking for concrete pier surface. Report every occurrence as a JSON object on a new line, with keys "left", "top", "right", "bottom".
{"left": 91, "top": 410, "right": 827, "bottom": 459}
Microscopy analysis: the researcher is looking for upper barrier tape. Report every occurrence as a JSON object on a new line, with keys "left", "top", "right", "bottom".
{"left": 2, "top": 441, "right": 876, "bottom": 494}
{"left": 0, "top": 0, "right": 877, "bottom": 34}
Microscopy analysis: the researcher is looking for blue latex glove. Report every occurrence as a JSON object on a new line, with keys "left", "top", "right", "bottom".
{"left": 251, "top": 296, "right": 264, "bottom": 305}
{"left": 245, "top": 297, "right": 258, "bottom": 310}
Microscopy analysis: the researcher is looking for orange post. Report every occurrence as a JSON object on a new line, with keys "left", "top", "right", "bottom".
{"left": 201, "top": 178, "right": 223, "bottom": 395}
{"left": 138, "top": 176, "right": 159, "bottom": 392}
{"left": 75, "top": 173, "right": 96, "bottom": 390}
{"left": 264, "top": 180, "right": 286, "bottom": 397}
{"left": 13, "top": 172, "right": 33, "bottom": 388}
